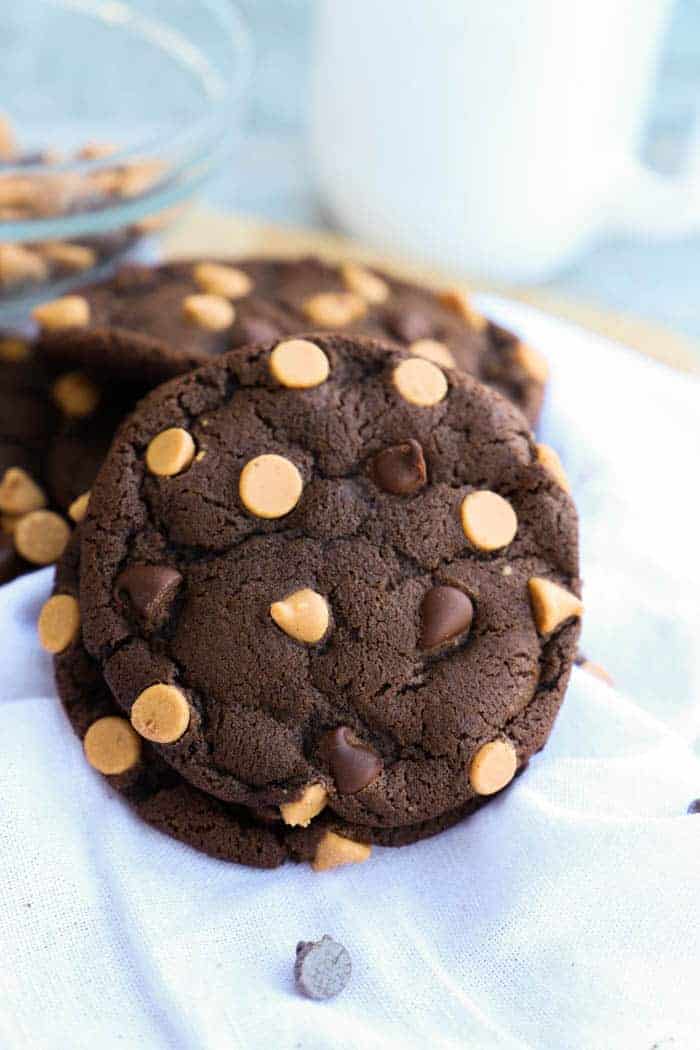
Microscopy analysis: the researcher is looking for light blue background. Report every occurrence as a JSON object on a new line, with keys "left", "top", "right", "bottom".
{"left": 211, "top": 0, "right": 700, "bottom": 350}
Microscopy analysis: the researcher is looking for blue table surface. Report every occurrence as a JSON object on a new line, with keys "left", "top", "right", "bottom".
{"left": 206, "top": 0, "right": 700, "bottom": 357}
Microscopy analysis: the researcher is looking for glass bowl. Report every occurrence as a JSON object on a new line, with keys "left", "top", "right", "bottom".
{"left": 0, "top": 0, "right": 250, "bottom": 323}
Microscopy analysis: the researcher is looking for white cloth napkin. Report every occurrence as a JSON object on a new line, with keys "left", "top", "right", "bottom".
{"left": 1, "top": 298, "right": 699, "bottom": 1050}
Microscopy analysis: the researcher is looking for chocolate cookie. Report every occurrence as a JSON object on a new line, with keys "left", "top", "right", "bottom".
{"left": 79, "top": 333, "right": 580, "bottom": 834}
{"left": 48, "top": 533, "right": 486, "bottom": 869}
{"left": 35, "top": 257, "right": 547, "bottom": 423}
{"left": 0, "top": 334, "right": 65, "bottom": 582}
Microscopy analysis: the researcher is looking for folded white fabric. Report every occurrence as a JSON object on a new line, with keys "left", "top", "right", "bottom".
{"left": 1, "top": 298, "right": 699, "bottom": 1050}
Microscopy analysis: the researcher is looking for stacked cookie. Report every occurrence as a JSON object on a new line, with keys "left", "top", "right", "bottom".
{"left": 1, "top": 256, "right": 549, "bottom": 585}
{"left": 38, "top": 326, "right": 581, "bottom": 871}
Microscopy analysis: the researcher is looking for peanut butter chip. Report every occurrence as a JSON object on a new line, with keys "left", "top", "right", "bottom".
{"left": 536, "top": 443, "right": 570, "bottom": 492}
{"left": 0, "top": 114, "right": 16, "bottom": 160}
{"left": 182, "top": 293, "right": 235, "bottom": 331}
{"left": 528, "top": 577, "right": 583, "bottom": 635}
{"left": 409, "top": 338, "right": 456, "bottom": 369}
{"left": 280, "top": 784, "right": 328, "bottom": 827}
{"left": 239, "top": 454, "right": 303, "bottom": 519}
{"left": 515, "top": 342, "right": 549, "bottom": 384}
{"left": 439, "top": 288, "right": 487, "bottom": 330}
{"left": 84, "top": 716, "right": 142, "bottom": 775}
{"left": 193, "top": 261, "right": 253, "bottom": 300}
{"left": 269, "top": 339, "right": 330, "bottom": 389}
{"left": 0, "top": 468, "right": 46, "bottom": 515}
{"left": 0, "top": 244, "right": 48, "bottom": 286}
{"left": 146, "top": 428, "right": 196, "bottom": 477}
{"left": 51, "top": 371, "right": 100, "bottom": 418}
{"left": 77, "top": 141, "right": 118, "bottom": 160}
{"left": 270, "top": 588, "right": 329, "bottom": 643}
{"left": 0, "top": 338, "right": 31, "bottom": 363}
{"left": 130, "top": 683, "right": 190, "bottom": 744}
{"left": 340, "top": 262, "right": 389, "bottom": 304}
{"left": 14, "top": 510, "right": 70, "bottom": 565}
{"left": 302, "top": 291, "right": 368, "bottom": 327}
{"left": 38, "top": 594, "right": 80, "bottom": 654}
{"left": 469, "top": 738, "right": 518, "bottom": 795}
{"left": 312, "top": 831, "right": 372, "bottom": 872}
{"left": 32, "top": 295, "right": 90, "bottom": 330}
{"left": 40, "top": 242, "right": 97, "bottom": 272}
{"left": 68, "top": 490, "right": 90, "bottom": 523}
{"left": 393, "top": 357, "right": 448, "bottom": 406}
{"left": 461, "top": 491, "right": 518, "bottom": 551}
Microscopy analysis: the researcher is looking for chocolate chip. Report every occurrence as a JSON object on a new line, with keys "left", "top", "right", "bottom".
{"left": 321, "top": 727, "right": 382, "bottom": 794}
{"left": 687, "top": 800, "right": 700, "bottom": 815}
{"left": 419, "top": 585, "right": 473, "bottom": 650}
{"left": 387, "top": 307, "right": 433, "bottom": 343}
{"left": 115, "top": 564, "right": 182, "bottom": 626}
{"left": 294, "top": 936, "right": 351, "bottom": 1000}
{"left": 371, "top": 439, "right": 427, "bottom": 495}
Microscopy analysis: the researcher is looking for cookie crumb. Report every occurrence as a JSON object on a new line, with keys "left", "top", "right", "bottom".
{"left": 294, "top": 935, "right": 352, "bottom": 1000}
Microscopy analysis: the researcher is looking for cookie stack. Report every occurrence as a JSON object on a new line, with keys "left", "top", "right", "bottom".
{"left": 32, "top": 290, "right": 582, "bottom": 870}
{"left": 1, "top": 256, "right": 549, "bottom": 586}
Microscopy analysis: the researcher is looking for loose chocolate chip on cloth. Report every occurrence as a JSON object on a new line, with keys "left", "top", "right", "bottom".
{"left": 49, "top": 533, "right": 489, "bottom": 869}
{"left": 294, "top": 936, "right": 352, "bottom": 999}
{"left": 78, "top": 333, "right": 581, "bottom": 835}
{"left": 36, "top": 256, "right": 547, "bottom": 424}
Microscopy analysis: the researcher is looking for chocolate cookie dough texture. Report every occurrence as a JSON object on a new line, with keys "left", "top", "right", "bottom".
{"left": 0, "top": 333, "right": 85, "bottom": 580}
{"left": 71, "top": 333, "right": 580, "bottom": 870}
{"left": 49, "top": 535, "right": 500, "bottom": 869}
{"left": 35, "top": 256, "right": 548, "bottom": 424}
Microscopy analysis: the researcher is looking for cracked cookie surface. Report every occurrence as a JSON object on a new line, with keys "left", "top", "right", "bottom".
{"left": 79, "top": 334, "right": 580, "bottom": 829}
{"left": 53, "top": 533, "right": 487, "bottom": 867}
{"left": 37, "top": 257, "right": 546, "bottom": 424}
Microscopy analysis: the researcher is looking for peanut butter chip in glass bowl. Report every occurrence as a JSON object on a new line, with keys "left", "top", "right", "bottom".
{"left": 239, "top": 454, "right": 303, "bottom": 519}
{"left": 130, "top": 683, "right": 191, "bottom": 744}
{"left": 0, "top": 244, "right": 48, "bottom": 285}
{"left": 393, "top": 357, "right": 448, "bottom": 406}
{"left": 269, "top": 339, "right": 330, "bottom": 389}
{"left": 84, "top": 716, "right": 142, "bottom": 775}
{"left": 146, "top": 428, "right": 196, "bottom": 477}
{"left": 280, "top": 784, "right": 328, "bottom": 827}
{"left": 39, "top": 242, "right": 97, "bottom": 273}
{"left": 32, "top": 295, "right": 90, "bottom": 330}
{"left": 38, "top": 593, "right": 80, "bottom": 654}
{"left": 270, "top": 588, "right": 329, "bottom": 643}
{"left": 312, "top": 831, "right": 372, "bottom": 872}
{"left": 528, "top": 577, "right": 583, "bottom": 635}
{"left": 193, "top": 261, "right": 253, "bottom": 299}
{"left": 14, "top": 510, "right": 70, "bottom": 565}
{"left": 182, "top": 293, "right": 235, "bottom": 331}
{"left": 51, "top": 371, "right": 100, "bottom": 418}
{"left": 460, "top": 491, "right": 518, "bottom": 551}
{"left": 409, "top": 338, "right": 456, "bottom": 369}
{"left": 340, "top": 261, "right": 390, "bottom": 304}
{"left": 469, "top": 738, "right": 518, "bottom": 795}
{"left": 0, "top": 468, "right": 46, "bottom": 515}
{"left": 302, "top": 290, "right": 367, "bottom": 327}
